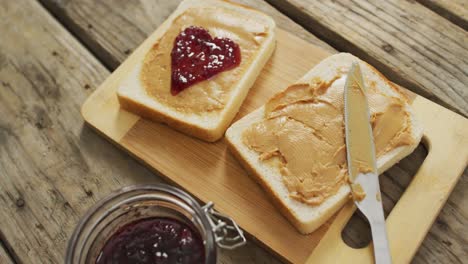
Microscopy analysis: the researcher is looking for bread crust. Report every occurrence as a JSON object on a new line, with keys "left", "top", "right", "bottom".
{"left": 363, "top": 61, "right": 411, "bottom": 102}
{"left": 118, "top": 95, "right": 221, "bottom": 142}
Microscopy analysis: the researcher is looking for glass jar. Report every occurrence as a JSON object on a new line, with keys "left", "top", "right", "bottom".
{"left": 66, "top": 184, "right": 246, "bottom": 264}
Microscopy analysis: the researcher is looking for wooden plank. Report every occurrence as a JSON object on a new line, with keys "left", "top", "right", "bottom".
{"left": 0, "top": 1, "right": 268, "bottom": 264}
{"left": 0, "top": 0, "right": 164, "bottom": 263}
{"left": 0, "top": 1, "right": 281, "bottom": 263}
{"left": 417, "top": 0, "right": 468, "bottom": 30}
{"left": 38, "top": 0, "right": 336, "bottom": 70}
{"left": 267, "top": 0, "right": 468, "bottom": 117}
{"left": 0, "top": 241, "right": 14, "bottom": 264}
{"left": 37, "top": 0, "right": 466, "bottom": 263}
{"left": 413, "top": 170, "right": 468, "bottom": 264}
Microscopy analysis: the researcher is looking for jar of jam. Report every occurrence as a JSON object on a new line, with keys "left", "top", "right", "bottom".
{"left": 66, "top": 184, "right": 246, "bottom": 264}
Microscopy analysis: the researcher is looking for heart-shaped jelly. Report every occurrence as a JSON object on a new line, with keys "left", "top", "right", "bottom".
{"left": 170, "top": 26, "right": 241, "bottom": 95}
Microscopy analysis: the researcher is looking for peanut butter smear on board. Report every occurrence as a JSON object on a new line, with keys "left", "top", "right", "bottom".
{"left": 243, "top": 74, "right": 414, "bottom": 205}
{"left": 140, "top": 7, "right": 268, "bottom": 113}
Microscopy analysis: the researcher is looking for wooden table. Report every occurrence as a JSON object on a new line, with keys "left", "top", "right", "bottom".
{"left": 0, "top": 0, "right": 466, "bottom": 263}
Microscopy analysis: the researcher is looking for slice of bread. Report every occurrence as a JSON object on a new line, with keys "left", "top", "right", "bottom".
{"left": 117, "top": 0, "right": 276, "bottom": 142}
{"left": 226, "top": 53, "right": 423, "bottom": 234}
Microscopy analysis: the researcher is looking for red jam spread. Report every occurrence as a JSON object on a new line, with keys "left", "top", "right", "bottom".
{"left": 170, "top": 26, "right": 241, "bottom": 95}
{"left": 96, "top": 217, "right": 204, "bottom": 264}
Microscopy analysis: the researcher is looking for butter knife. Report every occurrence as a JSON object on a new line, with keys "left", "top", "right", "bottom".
{"left": 344, "top": 62, "right": 392, "bottom": 264}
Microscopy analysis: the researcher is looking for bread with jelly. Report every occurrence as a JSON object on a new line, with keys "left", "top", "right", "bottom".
{"left": 117, "top": 0, "right": 276, "bottom": 142}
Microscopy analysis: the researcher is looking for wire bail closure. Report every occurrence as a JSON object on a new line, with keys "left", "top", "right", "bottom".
{"left": 201, "top": 202, "right": 247, "bottom": 250}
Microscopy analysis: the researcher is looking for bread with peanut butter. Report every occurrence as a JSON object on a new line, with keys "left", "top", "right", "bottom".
{"left": 226, "top": 53, "right": 423, "bottom": 234}
{"left": 117, "top": 0, "right": 276, "bottom": 142}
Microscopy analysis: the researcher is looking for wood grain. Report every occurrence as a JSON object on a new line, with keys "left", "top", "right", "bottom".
{"left": 67, "top": 1, "right": 468, "bottom": 262}
{"left": 39, "top": 0, "right": 336, "bottom": 70}
{"left": 417, "top": 0, "right": 468, "bottom": 30}
{"left": 0, "top": 0, "right": 163, "bottom": 263}
{"left": 0, "top": 241, "right": 14, "bottom": 264}
{"left": 35, "top": 1, "right": 445, "bottom": 260}
{"left": 267, "top": 0, "right": 468, "bottom": 117}
{"left": 0, "top": 0, "right": 307, "bottom": 263}
{"left": 0, "top": 0, "right": 465, "bottom": 263}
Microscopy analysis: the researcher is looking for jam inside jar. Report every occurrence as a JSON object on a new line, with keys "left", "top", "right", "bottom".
{"left": 66, "top": 185, "right": 245, "bottom": 264}
{"left": 96, "top": 217, "right": 204, "bottom": 264}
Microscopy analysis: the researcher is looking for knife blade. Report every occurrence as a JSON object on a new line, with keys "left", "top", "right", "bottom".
{"left": 344, "top": 62, "right": 392, "bottom": 264}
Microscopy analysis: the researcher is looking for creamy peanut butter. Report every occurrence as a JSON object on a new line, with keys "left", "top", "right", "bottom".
{"left": 140, "top": 7, "right": 268, "bottom": 113}
{"left": 351, "top": 183, "right": 366, "bottom": 201}
{"left": 243, "top": 74, "right": 413, "bottom": 205}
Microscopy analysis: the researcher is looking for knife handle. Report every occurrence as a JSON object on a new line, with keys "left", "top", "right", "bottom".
{"left": 369, "top": 210, "right": 392, "bottom": 264}
{"left": 353, "top": 172, "right": 393, "bottom": 264}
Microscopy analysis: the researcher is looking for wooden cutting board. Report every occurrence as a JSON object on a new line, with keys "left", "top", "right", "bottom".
{"left": 81, "top": 29, "right": 468, "bottom": 263}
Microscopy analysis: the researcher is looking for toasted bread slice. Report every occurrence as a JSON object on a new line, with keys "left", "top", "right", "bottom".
{"left": 117, "top": 0, "right": 276, "bottom": 142}
{"left": 226, "top": 53, "right": 423, "bottom": 234}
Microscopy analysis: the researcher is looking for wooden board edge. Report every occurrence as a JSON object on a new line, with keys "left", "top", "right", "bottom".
{"left": 81, "top": 90, "right": 139, "bottom": 142}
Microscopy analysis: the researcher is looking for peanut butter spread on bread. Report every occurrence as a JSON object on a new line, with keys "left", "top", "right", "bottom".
{"left": 140, "top": 7, "right": 268, "bottom": 113}
{"left": 243, "top": 74, "right": 413, "bottom": 205}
